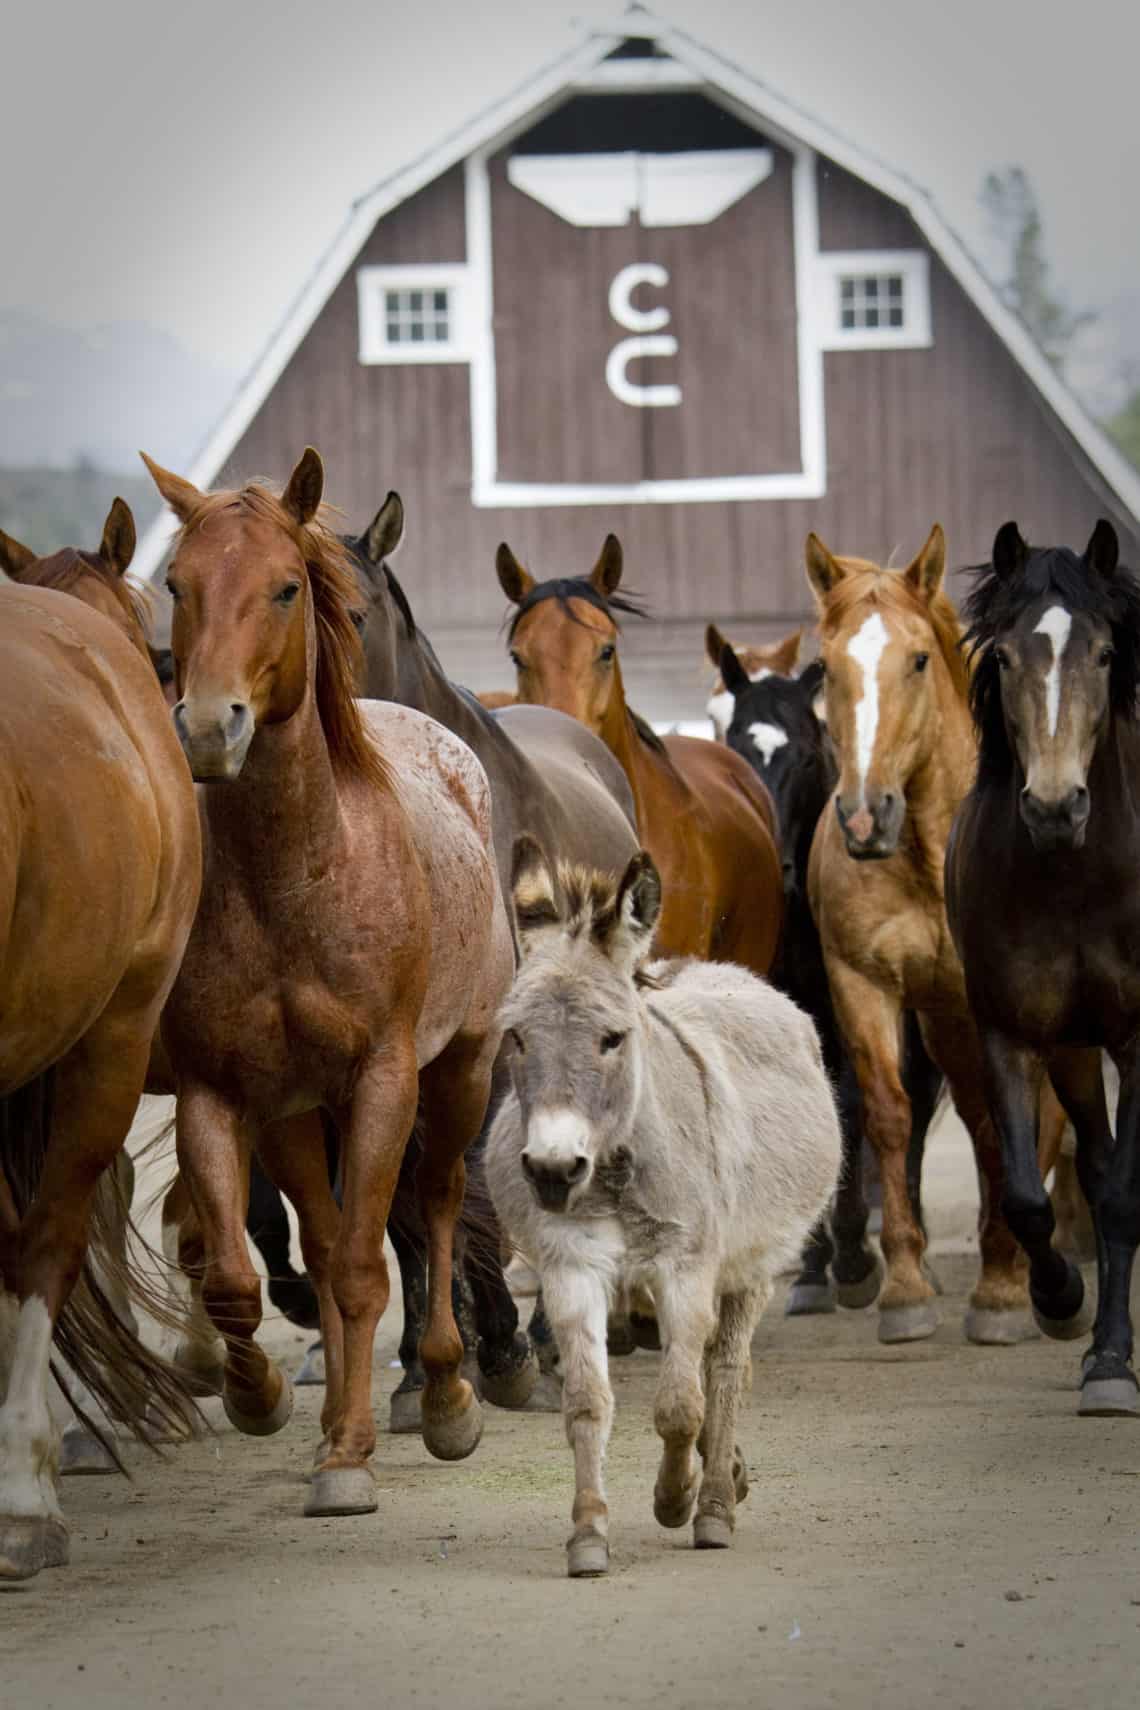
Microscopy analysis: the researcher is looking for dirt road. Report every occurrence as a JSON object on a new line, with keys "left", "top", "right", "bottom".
{"left": 5, "top": 1109, "right": 1140, "bottom": 1709}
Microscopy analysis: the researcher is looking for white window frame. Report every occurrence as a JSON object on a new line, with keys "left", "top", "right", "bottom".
{"left": 357, "top": 264, "right": 472, "bottom": 364}
{"left": 813, "top": 250, "right": 931, "bottom": 351}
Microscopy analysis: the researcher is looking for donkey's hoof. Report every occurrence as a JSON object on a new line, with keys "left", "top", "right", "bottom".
{"left": 60, "top": 1425, "right": 119, "bottom": 1476}
{"left": 732, "top": 1448, "right": 749, "bottom": 1503}
{"left": 607, "top": 1317, "right": 637, "bottom": 1357}
{"left": 305, "top": 1465, "right": 377, "bottom": 1517}
{"left": 786, "top": 1278, "right": 838, "bottom": 1316}
{"left": 654, "top": 1480, "right": 697, "bottom": 1530}
{"left": 567, "top": 1531, "right": 609, "bottom": 1577}
{"left": 964, "top": 1307, "right": 1038, "bottom": 1346}
{"left": 294, "top": 1341, "right": 326, "bottom": 1387}
{"left": 630, "top": 1312, "right": 662, "bottom": 1351}
{"left": 388, "top": 1384, "right": 424, "bottom": 1435}
{"left": 172, "top": 1343, "right": 225, "bottom": 1398}
{"left": 835, "top": 1254, "right": 883, "bottom": 1309}
{"left": 693, "top": 1512, "right": 733, "bottom": 1550}
{"left": 423, "top": 1385, "right": 483, "bottom": 1462}
{"left": 479, "top": 1336, "right": 539, "bottom": 1410}
{"left": 223, "top": 1369, "right": 294, "bottom": 1437}
{"left": 0, "top": 1515, "right": 67, "bottom": 1581}
{"left": 878, "top": 1301, "right": 938, "bottom": 1343}
{"left": 521, "top": 1370, "right": 564, "bottom": 1412}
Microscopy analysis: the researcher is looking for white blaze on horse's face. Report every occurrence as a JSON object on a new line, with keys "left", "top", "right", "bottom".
{"left": 748, "top": 721, "right": 789, "bottom": 768}
{"left": 846, "top": 612, "right": 890, "bottom": 797}
{"left": 1034, "top": 605, "right": 1072, "bottom": 739}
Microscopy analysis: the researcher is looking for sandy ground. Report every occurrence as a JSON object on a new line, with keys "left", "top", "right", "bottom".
{"left": 5, "top": 1100, "right": 1140, "bottom": 1710}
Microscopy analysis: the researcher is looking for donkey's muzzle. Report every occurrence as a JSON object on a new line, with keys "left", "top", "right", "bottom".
{"left": 521, "top": 1151, "right": 590, "bottom": 1213}
{"left": 173, "top": 697, "right": 255, "bottom": 781}
{"left": 1020, "top": 785, "right": 1089, "bottom": 852}
{"left": 835, "top": 791, "right": 904, "bottom": 860}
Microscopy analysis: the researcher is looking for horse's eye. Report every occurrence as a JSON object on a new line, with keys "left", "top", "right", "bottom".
{"left": 600, "top": 1030, "right": 626, "bottom": 1053}
{"left": 1098, "top": 646, "right": 1113, "bottom": 668}
{"left": 994, "top": 647, "right": 1011, "bottom": 671}
{"left": 275, "top": 583, "right": 301, "bottom": 607}
{"left": 598, "top": 644, "right": 616, "bottom": 665}
{"left": 509, "top": 650, "right": 524, "bottom": 670}
{"left": 165, "top": 580, "right": 181, "bottom": 604}
{"left": 914, "top": 653, "right": 929, "bottom": 674}
{"left": 349, "top": 608, "right": 367, "bottom": 633}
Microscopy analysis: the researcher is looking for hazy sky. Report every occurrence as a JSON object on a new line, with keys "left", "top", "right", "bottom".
{"left": 5, "top": 0, "right": 1140, "bottom": 390}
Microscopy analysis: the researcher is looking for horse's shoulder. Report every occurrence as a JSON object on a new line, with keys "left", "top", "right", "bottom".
{"left": 358, "top": 700, "right": 493, "bottom": 839}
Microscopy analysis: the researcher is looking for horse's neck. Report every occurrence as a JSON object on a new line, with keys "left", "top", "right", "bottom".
{"left": 903, "top": 659, "right": 975, "bottom": 884}
{"left": 599, "top": 668, "right": 663, "bottom": 829}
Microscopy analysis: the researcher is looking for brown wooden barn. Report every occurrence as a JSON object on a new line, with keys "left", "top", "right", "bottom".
{"left": 134, "top": 10, "right": 1140, "bottom": 726}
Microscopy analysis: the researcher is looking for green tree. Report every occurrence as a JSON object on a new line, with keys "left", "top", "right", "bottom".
{"left": 981, "top": 167, "right": 1094, "bottom": 373}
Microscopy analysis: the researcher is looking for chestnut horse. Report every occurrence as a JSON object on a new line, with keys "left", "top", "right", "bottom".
{"left": 496, "top": 537, "right": 782, "bottom": 972}
{"left": 948, "top": 521, "right": 1140, "bottom": 1413}
{"left": 705, "top": 624, "right": 803, "bottom": 740}
{"left": 0, "top": 509, "right": 201, "bottom": 1579}
{"left": 806, "top": 526, "right": 1035, "bottom": 1344}
{"left": 143, "top": 448, "right": 513, "bottom": 1520}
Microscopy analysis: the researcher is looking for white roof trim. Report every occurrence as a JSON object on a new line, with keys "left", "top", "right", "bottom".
{"left": 133, "top": 4, "right": 1140, "bottom": 584}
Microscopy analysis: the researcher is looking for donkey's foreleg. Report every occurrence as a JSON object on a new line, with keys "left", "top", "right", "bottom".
{"left": 541, "top": 1262, "right": 613, "bottom": 1578}
{"left": 651, "top": 1270, "right": 717, "bottom": 1532}
{"left": 695, "top": 1285, "right": 765, "bottom": 1549}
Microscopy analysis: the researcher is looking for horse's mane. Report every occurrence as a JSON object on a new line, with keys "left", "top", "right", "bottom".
{"left": 506, "top": 576, "right": 666, "bottom": 755}
{"left": 963, "top": 544, "right": 1140, "bottom": 781}
{"left": 819, "top": 564, "right": 970, "bottom": 702}
{"left": 176, "top": 484, "right": 390, "bottom": 790}
{"left": 20, "top": 548, "right": 151, "bottom": 649}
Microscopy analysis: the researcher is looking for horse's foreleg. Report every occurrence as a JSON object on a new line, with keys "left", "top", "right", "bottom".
{"left": 541, "top": 1261, "right": 614, "bottom": 1577}
{"left": 651, "top": 1268, "right": 717, "bottom": 1533}
{"left": 695, "top": 1285, "right": 764, "bottom": 1549}
{"left": 161, "top": 1178, "right": 224, "bottom": 1398}
{"left": 384, "top": 1197, "right": 429, "bottom": 1433}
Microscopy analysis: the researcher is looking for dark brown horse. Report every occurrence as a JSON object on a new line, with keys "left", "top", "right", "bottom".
{"left": 496, "top": 537, "right": 782, "bottom": 974}
{"left": 143, "top": 448, "right": 514, "bottom": 1518}
{"left": 948, "top": 519, "right": 1140, "bottom": 1413}
{"left": 0, "top": 508, "right": 202, "bottom": 1579}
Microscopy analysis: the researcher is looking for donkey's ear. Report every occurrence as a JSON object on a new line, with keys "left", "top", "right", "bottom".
{"left": 705, "top": 622, "right": 728, "bottom": 670}
{"left": 992, "top": 521, "right": 1029, "bottom": 579}
{"left": 496, "top": 543, "right": 535, "bottom": 604}
{"left": 140, "top": 452, "right": 202, "bottom": 523}
{"left": 1085, "top": 518, "right": 1119, "bottom": 580}
{"left": 511, "top": 834, "right": 559, "bottom": 946}
{"left": 805, "top": 533, "right": 847, "bottom": 604}
{"left": 99, "top": 497, "right": 136, "bottom": 578}
{"left": 0, "top": 526, "right": 36, "bottom": 580}
{"left": 905, "top": 524, "right": 946, "bottom": 604}
{"left": 768, "top": 627, "right": 802, "bottom": 676}
{"left": 590, "top": 534, "right": 623, "bottom": 597}
{"left": 361, "top": 491, "right": 404, "bottom": 567}
{"left": 719, "top": 642, "right": 751, "bottom": 698}
{"left": 282, "top": 447, "right": 324, "bottom": 526}
{"left": 609, "top": 851, "right": 662, "bottom": 971}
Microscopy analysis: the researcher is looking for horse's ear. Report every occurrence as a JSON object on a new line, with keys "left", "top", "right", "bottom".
{"left": 799, "top": 657, "right": 826, "bottom": 706}
{"left": 1085, "top": 519, "right": 1120, "bottom": 580}
{"left": 705, "top": 622, "right": 727, "bottom": 670}
{"left": 590, "top": 534, "right": 623, "bottom": 598}
{"left": 0, "top": 526, "right": 36, "bottom": 580}
{"left": 99, "top": 497, "right": 136, "bottom": 578}
{"left": 511, "top": 834, "right": 559, "bottom": 947}
{"left": 769, "top": 628, "right": 802, "bottom": 676}
{"left": 362, "top": 492, "right": 404, "bottom": 567}
{"left": 719, "top": 642, "right": 751, "bottom": 698}
{"left": 496, "top": 544, "right": 535, "bottom": 604}
{"left": 140, "top": 452, "right": 202, "bottom": 523}
{"left": 992, "top": 521, "right": 1029, "bottom": 579}
{"left": 282, "top": 447, "right": 324, "bottom": 526}
{"left": 609, "top": 851, "right": 662, "bottom": 971}
{"left": 904, "top": 524, "right": 946, "bottom": 604}
{"left": 805, "top": 533, "right": 846, "bottom": 604}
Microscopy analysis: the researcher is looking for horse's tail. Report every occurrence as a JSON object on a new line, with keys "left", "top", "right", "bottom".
{"left": 0, "top": 1070, "right": 202, "bottom": 1469}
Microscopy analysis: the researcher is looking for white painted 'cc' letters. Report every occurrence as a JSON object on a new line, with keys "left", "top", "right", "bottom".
{"left": 605, "top": 263, "right": 681, "bottom": 408}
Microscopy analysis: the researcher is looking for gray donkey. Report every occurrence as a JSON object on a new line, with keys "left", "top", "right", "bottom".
{"left": 485, "top": 838, "right": 842, "bottom": 1577}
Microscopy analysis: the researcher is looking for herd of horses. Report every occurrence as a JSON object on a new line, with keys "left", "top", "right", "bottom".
{"left": 0, "top": 444, "right": 1137, "bottom": 1585}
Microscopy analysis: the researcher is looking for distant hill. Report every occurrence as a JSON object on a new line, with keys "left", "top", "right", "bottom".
{"left": 0, "top": 465, "right": 159, "bottom": 558}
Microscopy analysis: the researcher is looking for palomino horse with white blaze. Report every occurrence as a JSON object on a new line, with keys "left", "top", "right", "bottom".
{"left": 948, "top": 521, "right": 1140, "bottom": 1413}
{"left": 496, "top": 537, "right": 783, "bottom": 973}
{"left": 143, "top": 448, "right": 514, "bottom": 1519}
{"left": 0, "top": 505, "right": 202, "bottom": 1579}
{"left": 806, "top": 526, "right": 1044, "bottom": 1344}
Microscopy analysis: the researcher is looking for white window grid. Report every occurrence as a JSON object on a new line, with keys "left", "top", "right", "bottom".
{"left": 356, "top": 265, "right": 471, "bottom": 365}
{"left": 384, "top": 287, "right": 452, "bottom": 347}
{"left": 813, "top": 250, "right": 931, "bottom": 352}
{"left": 839, "top": 272, "right": 905, "bottom": 332}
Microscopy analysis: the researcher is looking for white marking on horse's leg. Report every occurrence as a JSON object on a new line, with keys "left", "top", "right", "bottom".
{"left": 846, "top": 612, "right": 890, "bottom": 798}
{"left": 1034, "top": 605, "right": 1073, "bottom": 739}
{"left": 162, "top": 1209, "right": 223, "bottom": 1377}
{"left": 747, "top": 721, "right": 789, "bottom": 767}
{"left": 524, "top": 1107, "right": 593, "bottom": 1173}
{"left": 0, "top": 1296, "right": 62, "bottom": 1521}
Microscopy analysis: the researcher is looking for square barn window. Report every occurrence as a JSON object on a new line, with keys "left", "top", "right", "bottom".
{"left": 814, "top": 251, "right": 931, "bottom": 351}
{"left": 357, "top": 266, "right": 471, "bottom": 364}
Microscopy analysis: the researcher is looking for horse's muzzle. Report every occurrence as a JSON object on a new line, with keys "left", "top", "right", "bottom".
{"left": 835, "top": 792, "right": 903, "bottom": 861}
{"left": 173, "top": 697, "right": 255, "bottom": 781}
{"left": 1020, "top": 786, "right": 1089, "bottom": 852}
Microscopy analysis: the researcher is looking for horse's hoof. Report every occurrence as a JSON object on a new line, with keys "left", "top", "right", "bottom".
{"left": 785, "top": 1279, "right": 838, "bottom": 1316}
{"left": 693, "top": 1512, "right": 733, "bottom": 1550}
{"left": 479, "top": 1337, "right": 539, "bottom": 1410}
{"left": 567, "top": 1531, "right": 609, "bottom": 1577}
{"left": 60, "top": 1426, "right": 119, "bottom": 1476}
{"left": 835, "top": 1254, "right": 883, "bottom": 1310}
{"left": 654, "top": 1480, "right": 697, "bottom": 1530}
{"left": 964, "top": 1307, "right": 1038, "bottom": 1346}
{"left": 172, "top": 1345, "right": 225, "bottom": 1398}
{"left": 0, "top": 1515, "right": 67, "bottom": 1581}
{"left": 1031, "top": 1259, "right": 1089, "bottom": 1340}
{"left": 305, "top": 1465, "right": 378, "bottom": 1517}
{"left": 223, "top": 1369, "right": 294, "bottom": 1437}
{"left": 607, "top": 1318, "right": 637, "bottom": 1357}
{"left": 1032, "top": 1295, "right": 1092, "bottom": 1342}
{"left": 294, "top": 1342, "right": 326, "bottom": 1387}
{"left": 630, "top": 1312, "right": 662, "bottom": 1351}
{"left": 878, "top": 1302, "right": 938, "bottom": 1343}
{"left": 388, "top": 1385, "right": 424, "bottom": 1435}
{"left": 520, "top": 1370, "right": 564, "bottom": 1412}
{"left": 1079, "top": 1377, "right": 1140, "bottom": 1417}
{"left": 732, "top": 1448, "right": 749, "bottom": 1503}
{"left": 422, "top": 1385, "right": 483, "bottom": 1462}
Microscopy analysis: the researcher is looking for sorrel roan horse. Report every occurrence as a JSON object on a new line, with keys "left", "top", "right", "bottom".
{"left": 143, "top": 448, "right": 514, "bottom": 1519}
{"left": 0, "top": 510, "right": 202, "bottom": 1579}
{"left": 948, "top": 521, "right": 1140, "bottom": 1413}
{"left": 496, "top": 537, "right": 782, "bottom": 972}
{"left": 704, "top": 624, "right": 803, "bottom": 740}
{"left": 806, "top": 526, "right": 1037, "bottom": 1344}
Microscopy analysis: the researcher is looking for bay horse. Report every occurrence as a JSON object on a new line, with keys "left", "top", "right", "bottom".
{"left": 806, "top": 526, "right": 1036, "bottom": 1344}
{"left": 143, "top": 447, "right": 514, "bottom": 1519}
{"left": 0, "top": 512, "right": 202, "bottom": 1579}
{"left": 496, "top": 537, "right": 783, "bottom": 973}
{"left": 705, "top": 624, "right": 803, "bottom": 740}
{"left": 947, "top": 520, "right": 1140, "bottom": 1414}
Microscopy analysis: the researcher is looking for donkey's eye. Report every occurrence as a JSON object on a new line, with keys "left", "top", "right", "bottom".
{"left": 598, "top": 644, "right": 616, "bottom": 665}
{"left": 1098, "top": 646, "right": 1113, "bottom": 668}
{"left": 275, "top": 583, "right": 301, "bottom": 607}
{"left": 600, "top": 1030, "right": 626, "bottom": 1053}
{"left": 914, "top": 653, "right": 929, "bottom": 674}
{"left": 994, "top": 647, "right": 1011, "bottom": 671}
